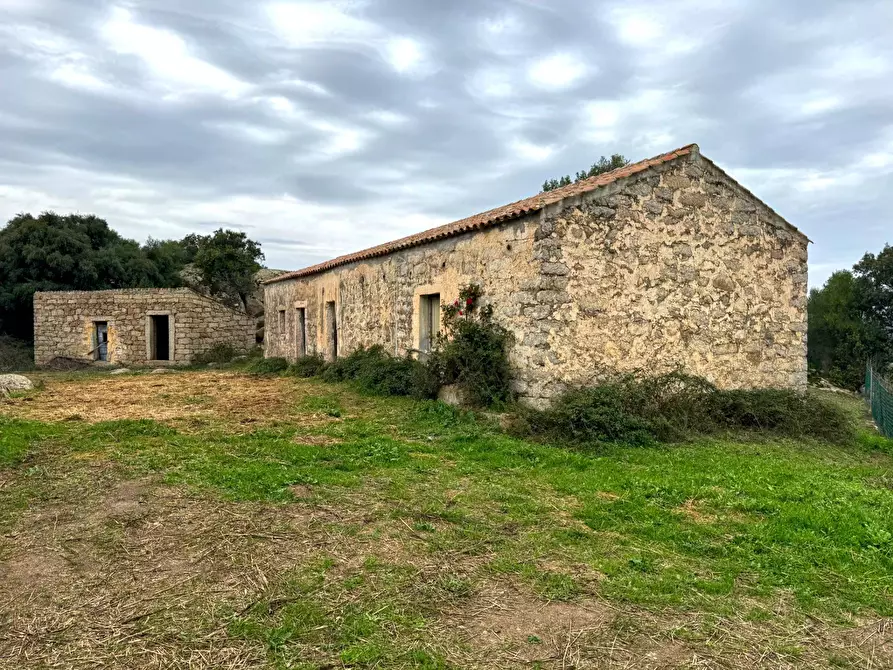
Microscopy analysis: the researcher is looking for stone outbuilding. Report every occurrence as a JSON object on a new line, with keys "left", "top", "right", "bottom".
{"left": 264, "top": 144, "right": 809, "bottom": 406}
{"left": 33, "top": 288, "right": 255, "bottom": 366}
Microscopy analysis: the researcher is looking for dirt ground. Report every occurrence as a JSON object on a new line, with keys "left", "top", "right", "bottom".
{"left": 1, "top": 371, "right": 891, "bottom": 669}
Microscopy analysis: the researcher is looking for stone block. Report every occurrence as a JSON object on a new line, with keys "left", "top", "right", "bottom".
{"left": 644, "top": 199, "right": 664, "bottom": 215}
{"left": 654, "top": 187, "right": 674, "bottom": 202}
{"left": 679, "top": 192, "right": 707, "bottom": 208}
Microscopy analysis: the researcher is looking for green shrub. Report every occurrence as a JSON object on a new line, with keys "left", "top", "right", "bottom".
{"left": 193, "top": 342, "right": 239, "bottom": 365}
{"left": 246, "top": 357, "right": 289, "bottom": 374}
{"left": 319, "top": 345, "right": 424, "bottom": 397}
{"left": 426, "top": 284, "right": 512, "bottom": 407}
{"left": 517, "top": 370, "right": 854, "bottom": 445}
{"left": 288, "top": 354, "right": 327, "bottom": 378}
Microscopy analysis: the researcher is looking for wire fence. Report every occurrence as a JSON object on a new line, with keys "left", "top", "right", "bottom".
{"left": 866, "top": 364, "right": 893, "bottom": 438}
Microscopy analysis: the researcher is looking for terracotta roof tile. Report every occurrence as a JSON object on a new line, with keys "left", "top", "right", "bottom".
{"left": 266, "top": 143, "right": 796, "bottom": 284}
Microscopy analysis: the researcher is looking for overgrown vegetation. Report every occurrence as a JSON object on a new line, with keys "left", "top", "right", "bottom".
{"left": 287, "top": 353, "right": 327, "bottom": 378}
{"left": 516, "top": 371, "right": 854, "bottom": 445}
{"left": 424, "top": 283, "right": 512, "bottom": 407}
{"left": 319, "top": 345, "right": 424, "bottom": 398}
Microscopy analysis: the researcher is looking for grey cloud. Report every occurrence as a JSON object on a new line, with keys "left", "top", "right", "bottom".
{"left": 0, "top": 0, "right": 890, "bottom": 284}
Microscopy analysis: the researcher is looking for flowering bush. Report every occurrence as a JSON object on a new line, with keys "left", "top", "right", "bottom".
{"left": 426, "top": 283, "right": 512, "bottom": 407}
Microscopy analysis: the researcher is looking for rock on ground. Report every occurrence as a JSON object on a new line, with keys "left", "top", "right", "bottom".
{"left": 150, "top": 368, "right": 172, "bottom": 374}
{"left": 0, "top": 374, "right": 34, "bottom": 394}
{"left": 110, "top": 368, "right": 129, "bottom": 375}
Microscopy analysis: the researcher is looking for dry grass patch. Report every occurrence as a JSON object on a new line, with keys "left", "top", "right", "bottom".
{"left": 0, "top": 372, "right": 335, "bottom": 432}
{"left": 446, "top": 583, "right": 613, "bottom": 667}
{"left": 0, "top": 477, "right": 351, "bottom": 669}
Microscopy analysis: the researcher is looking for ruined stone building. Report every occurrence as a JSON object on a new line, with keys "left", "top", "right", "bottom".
{"left": 34, "top": 288, "right": 255, "bottom": 366}
{"left": 264, "top": 144, "right": 808, "bottom": 406}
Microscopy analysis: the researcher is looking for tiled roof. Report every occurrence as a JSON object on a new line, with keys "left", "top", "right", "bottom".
{"left": 265, "top": 143, "right": 799, "bottom": 284}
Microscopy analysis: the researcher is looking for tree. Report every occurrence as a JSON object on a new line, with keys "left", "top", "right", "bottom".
{"left": 191, "top": 229, "right": 264, "bottom": 312}
{"left": 807, "top": 271, "right": 886, "bottom": 389}
{"left": 0, "top": 212, "right": 266, "bottom": 340}
{"left": 0, "top": 212, "right": 173, "bottom": 339}
{"left": 854, "top": 244, "right": 893, "bottom": 341}
{"left": 542, "top": 154, "right": 630, "bottom": 192}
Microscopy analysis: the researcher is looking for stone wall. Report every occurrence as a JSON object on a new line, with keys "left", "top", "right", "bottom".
{"left": 265, "top": 151, "right": 808, "bottom": 406}
{"left": 34, "top": 288, "right": 255, "bottom": 366}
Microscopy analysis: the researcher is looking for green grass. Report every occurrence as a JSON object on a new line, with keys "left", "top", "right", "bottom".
{"left": 2, "top": 375, "right": 893, "bottom": 666}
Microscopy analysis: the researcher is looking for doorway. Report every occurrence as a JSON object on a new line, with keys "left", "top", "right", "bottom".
{"left": 325, "top": 301, "right": 338, "bottom": 360}
{"left": 149, "top": 314, "right": 170, "bottom": 361}
{"left": 295, "top": 307, "right": 307, "bottom": 357}
{"left": 419, "top": 293, "right": 440, "bottom": 354}
{"left": 94, "top": 322, "right": 108, "bottom": 361}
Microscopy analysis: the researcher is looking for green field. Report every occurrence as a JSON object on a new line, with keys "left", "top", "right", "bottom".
{"left": 1, "top": 371, "right": 891, "bottom": 668}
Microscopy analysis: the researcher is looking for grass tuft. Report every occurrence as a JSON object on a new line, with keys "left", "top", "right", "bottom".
{"left": 246, "top": 356, "right": 289, "bottom": 374}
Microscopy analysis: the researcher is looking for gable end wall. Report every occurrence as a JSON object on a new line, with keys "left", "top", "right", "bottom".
{"left": 517, "top": 153, "right": 807, "bottom": 403}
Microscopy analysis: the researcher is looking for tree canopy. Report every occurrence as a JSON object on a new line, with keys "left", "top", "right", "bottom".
{"left": 807, "top": 245, "right": 893, "bottom": 388}
{"left": 0, "top": 212, "right": 264, "bottom": 340}
{"left": 542, "top": 154, "right": 630, "bottom": 192}
{"left": 191, "top": 229, "right": 264, "bottom": 312}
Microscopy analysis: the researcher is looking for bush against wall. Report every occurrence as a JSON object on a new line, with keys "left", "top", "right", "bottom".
{"left": 514, "top": 370, "right": 853, "bottom": 445}
{"left": 425, "top": 284, "right": 513, "bottom": 407}
{"left": 288, "top": 354, "right": 327, "bottom": 378}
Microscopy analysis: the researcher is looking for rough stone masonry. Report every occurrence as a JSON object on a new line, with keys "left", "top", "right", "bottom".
{"left": 34, "top": 288, "right": 255, "bottom": 366}
{"left": 264, "top": 144, "right": 808, "bottom": 407}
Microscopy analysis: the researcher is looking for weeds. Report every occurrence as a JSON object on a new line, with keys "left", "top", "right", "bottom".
{"left": 287, "top": 354, "right": 327, "bottom": 378}
{"left": 320, "top": 346, "right": 427, "bottom": 398}
{"left": 247, "top": 357, "right": 289, "bottom": 374}
{"left": 192, "top": 342, "right": 241, "bottom": 365}
{"left": 426, "top": 283, "right": 512, "bottom": 407}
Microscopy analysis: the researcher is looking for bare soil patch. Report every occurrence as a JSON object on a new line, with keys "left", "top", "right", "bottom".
{"left": 450, "top": 584, "right": 613, "bottom": 667}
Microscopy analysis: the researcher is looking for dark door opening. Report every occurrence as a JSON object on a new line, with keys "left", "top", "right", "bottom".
{"left": 94, "top": 322, "right": 108, "bottom": 361}
{"left": 150, "top": 315, "right": 170, "bottom": 361}
{"left": 325, "top": 301, "right": 338, "bottom": 360}
{"left": 295, "top": 307, "right": 307, "bottom": 357}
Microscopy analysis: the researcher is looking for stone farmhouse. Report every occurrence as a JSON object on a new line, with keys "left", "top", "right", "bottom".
{"left": 264, "top": 144, "right": 808, "bottom": 406}
{"left": 34, "top": 288, "right": 255, "bottom": 367}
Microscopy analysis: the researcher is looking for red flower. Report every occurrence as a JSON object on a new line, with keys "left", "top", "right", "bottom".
{"left": 466, "top": 297, "right": 473, "bottom": 306}
{"left": 454, "top": 299, "right": 459, "bottom": 307}
{"left": 458, "top": 310, "right": 463, "bottom": 316}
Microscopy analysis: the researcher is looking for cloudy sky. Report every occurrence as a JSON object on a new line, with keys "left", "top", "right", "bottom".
{"left": 1, "top": 0, "right": 891, "bottom": 286}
